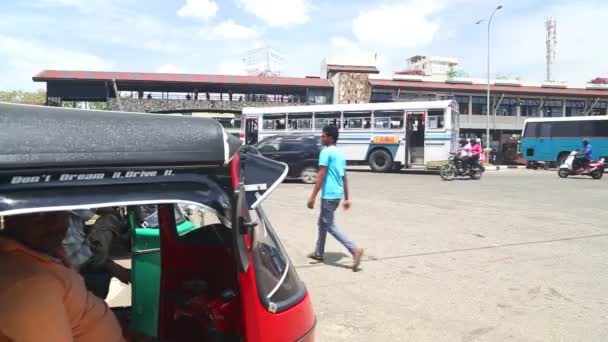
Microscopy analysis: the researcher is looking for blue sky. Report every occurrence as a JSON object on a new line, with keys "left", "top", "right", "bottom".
{"left": 0, "top": 0, "right": 606, "bottom": 90}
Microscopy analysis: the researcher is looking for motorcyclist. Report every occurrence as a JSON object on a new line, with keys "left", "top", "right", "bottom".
{"left": 458, "top": 138, "right": 472, "bottom": 172}
{"left": 575, "top": 139, "right": 593, "bottom": 170}
{"left": 470, "top": 138, "right": 482, "bottom": 168}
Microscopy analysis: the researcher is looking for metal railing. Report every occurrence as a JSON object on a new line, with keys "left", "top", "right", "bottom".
{"left": 118, "top": 92, "right": 329, "bottom": 104}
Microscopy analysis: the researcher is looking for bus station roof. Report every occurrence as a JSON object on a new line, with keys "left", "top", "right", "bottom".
{"left": 34, "top": 70, "right": 333, "bottom": 88}
{"left": 33, "top": 70, "right": 333, "bottom": 98}
{"left": 369, "top": 79, "right": 608, "bottom": 98}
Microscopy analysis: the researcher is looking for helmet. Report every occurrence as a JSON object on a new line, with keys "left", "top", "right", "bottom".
{"left": 582, "top": 138, "right": 590, "bottom": 145}
{"left": 459, "top": 139, "right": 467, "bottom": 145}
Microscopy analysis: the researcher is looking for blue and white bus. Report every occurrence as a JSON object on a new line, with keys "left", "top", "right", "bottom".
{"left": 241, "top": 100, "right": 460, "bottom": 172}
{"left": 521, "top": 116, "right": 608, "bottom": 165}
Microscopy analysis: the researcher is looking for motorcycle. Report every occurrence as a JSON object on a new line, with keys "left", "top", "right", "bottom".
{"left": 557, "top": 151, "right": 605, "bottom": 179}
{"left": 440, "top": 153, "right": 484, "bottom": 181}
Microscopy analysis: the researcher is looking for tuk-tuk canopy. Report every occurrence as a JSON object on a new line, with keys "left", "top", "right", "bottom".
{"left": 0, "top": 102, "right": 242, "bottom": 171}
{"left": 0, "top": 102, "right": 289, "bottom": 217}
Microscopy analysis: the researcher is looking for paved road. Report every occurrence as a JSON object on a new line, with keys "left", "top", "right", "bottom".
{"left": 267, "top": 169, "right": 608, "bottom": 342}
{"left": 110, "top": 169, "right": 608, "bottom": 341}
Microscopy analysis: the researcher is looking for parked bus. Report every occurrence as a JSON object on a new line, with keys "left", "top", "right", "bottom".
{"left": 241, "top": 100, "right": 460, "bottom": 172}
{"left": 521, "top": 116, "right": 608, "bottom": 166}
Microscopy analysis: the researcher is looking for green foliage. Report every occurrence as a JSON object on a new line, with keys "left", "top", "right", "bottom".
{"left": 0, "top": 90, "right": 46, "bottom": 104}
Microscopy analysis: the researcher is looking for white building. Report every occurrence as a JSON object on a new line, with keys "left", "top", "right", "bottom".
{"left": 406, "top": 56, "right": 460, "bottom": 76}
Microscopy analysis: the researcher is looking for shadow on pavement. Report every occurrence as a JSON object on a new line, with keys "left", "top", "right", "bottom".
{"left": 306, "top": 251, "right": 352, "bottom": 270}
{"left": 347, "top": 168, "right": 439, "bottom": 175}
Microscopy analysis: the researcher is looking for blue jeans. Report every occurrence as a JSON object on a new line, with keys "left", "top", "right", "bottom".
{"left": 315, "top": 199, "right": 358, "bottom": 257}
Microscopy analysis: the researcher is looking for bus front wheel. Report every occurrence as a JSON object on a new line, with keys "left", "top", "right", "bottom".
{"left": 369, "top": 149, "right": 393, "bottom": 172}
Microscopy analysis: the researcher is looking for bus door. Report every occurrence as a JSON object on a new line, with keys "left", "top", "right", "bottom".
{"left": 244, "top": 117, "right": 259, "bottom": 145}
{"left": 405, "top": 112, "right": 425, "bottom": 166}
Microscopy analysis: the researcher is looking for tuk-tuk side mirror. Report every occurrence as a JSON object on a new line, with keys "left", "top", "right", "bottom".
{"left": 232, "top": 183, "right": 250, "bottom": 273}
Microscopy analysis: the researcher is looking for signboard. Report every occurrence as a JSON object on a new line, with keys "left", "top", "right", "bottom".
{"left": 372, "top": 136, "right": 400, "bottom": 144}
{"left": 3, "top": 169, "right": 177, "bottom": 185}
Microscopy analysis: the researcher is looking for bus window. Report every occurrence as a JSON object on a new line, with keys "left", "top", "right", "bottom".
{"left": 539, "top": 122, "right": 551, "bottom": 137}
{"left": 343, "top": 111, "right": 371, "bottom": 129}
{"left": 287, "top": 113, "right": 313, "bottom": 130}
{"left": 523, "top": 122, "right": 538, "bottom": 138}
{"left": 314, "top": 112, "right": 341, "bottom": 129}
{"left": 263, "top": 114, "right": 286, "bottom": 130}
{"left": 373, "top": 110, "right": 404, "bottom": 129}
{"left": 427, "top": 109, "right": 445, "bottom": 129}
{"left": 595, "top": 120, "right": 608, "bottom": 137}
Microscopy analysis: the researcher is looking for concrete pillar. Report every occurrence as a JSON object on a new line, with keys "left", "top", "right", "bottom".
{"left": 516, "top": 97, "right": 521, "bottom": 127}
{"left": 562, "top": 100, "right": 566, "bottom": 117}
{"left": 468, "top": 95, "right": 473, "bottom": 125}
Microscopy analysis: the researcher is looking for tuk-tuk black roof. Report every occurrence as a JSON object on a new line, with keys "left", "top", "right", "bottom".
{"left": 0, "top": 102, "right": 241, "bottom": 171}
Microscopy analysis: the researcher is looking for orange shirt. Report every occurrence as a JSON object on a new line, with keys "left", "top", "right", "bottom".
{"left": 0, "top": 236, "right": 126, "bottom": 342}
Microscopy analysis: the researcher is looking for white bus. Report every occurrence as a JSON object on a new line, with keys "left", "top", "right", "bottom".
{"left": 241, "top": 100, "right": 460, "bottom": 172}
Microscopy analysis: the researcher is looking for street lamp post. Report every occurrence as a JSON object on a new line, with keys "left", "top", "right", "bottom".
{"left": 477, "top": 5, "right": 502, "bottom": 152}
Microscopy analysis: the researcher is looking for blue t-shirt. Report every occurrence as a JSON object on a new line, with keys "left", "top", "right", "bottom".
{"left": 319, "top": 146, "right": 347, "bottom": 199}
{"left": 584, "top": 144, "right": 593, "bottom": 159}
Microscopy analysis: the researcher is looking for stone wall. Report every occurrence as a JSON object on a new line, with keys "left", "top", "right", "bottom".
{"left": 337, "top": 72, "right": 372, "bottom": 104}
{"left": 108, "top": 98, "right": 303, "bottom": 113}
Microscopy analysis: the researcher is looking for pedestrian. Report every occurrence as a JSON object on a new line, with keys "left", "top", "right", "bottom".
{"left": 307, "top": 125, "right": 364, "bottom": 271}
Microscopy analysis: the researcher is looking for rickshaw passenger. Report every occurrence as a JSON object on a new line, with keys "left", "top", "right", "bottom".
{"left": 0, "top": 211, "right": 128, "bottom": 341}
{"left": 64, "top": 208, "right": 131, "bottom": 299}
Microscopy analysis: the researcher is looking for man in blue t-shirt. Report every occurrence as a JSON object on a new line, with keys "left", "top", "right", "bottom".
{"left": 576, "top": 139, "right": 593, "bottom": 170}
{"left": 307, "top": 125, "right": 364, "bottom": 271}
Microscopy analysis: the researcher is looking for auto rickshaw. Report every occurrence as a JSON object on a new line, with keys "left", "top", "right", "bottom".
{"left": 0, "top": 102, "right": 315, "bottom": 341}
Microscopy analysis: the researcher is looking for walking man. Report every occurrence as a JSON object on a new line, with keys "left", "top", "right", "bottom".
{"left": 307, "top": 125, "right": 364, "bottom": 271}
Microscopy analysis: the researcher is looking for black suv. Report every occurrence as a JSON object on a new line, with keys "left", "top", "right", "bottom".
{"left": 254, "top": 135, "right": 321, "bottom": 184}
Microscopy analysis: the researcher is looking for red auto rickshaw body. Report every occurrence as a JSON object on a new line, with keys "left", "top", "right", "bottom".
{"left": 0, "top": 102, "right": 315, "bottom": 342}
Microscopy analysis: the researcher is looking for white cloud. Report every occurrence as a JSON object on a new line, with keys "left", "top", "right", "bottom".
{"left": 238, "top": 0, "right": 311, "bottom": 28}
{"left": 156, "top": 64, "right": 184, "bottom": 74}
{"left": 204, "top": 20, "right": 259, "bottom": 40}
{"left": 329, "top": 37, "right": 377, "bottom": 66}
{"left": 177, "top": 0, "right": 218, "bottom": 20}
{"left": 352, "top": 1, "right": 443, "bottom": 49}
{"left": 217, "top": 61, "right": 248, "bottom": 75}
{"left": 0, "top": 35, "right": 113, "bottom": 90}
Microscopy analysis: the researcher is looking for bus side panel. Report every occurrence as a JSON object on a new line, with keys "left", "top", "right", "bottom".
{"left": 522, "top": 137, "right": 583, "bottom": 162}
{"left": 424, "top": 131, "right": 452, "bottom": 166}
{"left": 338, "top": 140, "right": 371, "bottom": 162}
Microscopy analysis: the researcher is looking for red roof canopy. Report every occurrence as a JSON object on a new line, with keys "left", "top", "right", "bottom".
{"left": 370, "top": 79, "right": 608, "bottom": 97}
{"left": 326, "top": 65, "right": 379, "bottom": 74}
{"left": 394, "top": 69, "right": 426, "bottom": 76}
{"left": 33, "top": 70, "right": 333, "bottom": 88}
{"left": 590, "top": 77, "right": 608, "bottom": 84}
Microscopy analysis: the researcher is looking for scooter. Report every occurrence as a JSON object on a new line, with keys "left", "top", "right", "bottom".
{"left": 557, "top": 151, "right": 605, "bottom": 179}
{"left": 440, "top": 153, "right": 484, "bottom": 181}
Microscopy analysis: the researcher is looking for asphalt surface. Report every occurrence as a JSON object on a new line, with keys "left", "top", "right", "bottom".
{"left": 111, "top": 169, "right": 608, "bottom": 341}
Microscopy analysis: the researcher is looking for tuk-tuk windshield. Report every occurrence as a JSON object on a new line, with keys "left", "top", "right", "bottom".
{"left": 137, "top": 205, "right": 186, "bottom": 228}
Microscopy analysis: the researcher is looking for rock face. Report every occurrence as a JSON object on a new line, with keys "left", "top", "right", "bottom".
{"left": 336, "top": 72, "right": 372, "bottom": 104}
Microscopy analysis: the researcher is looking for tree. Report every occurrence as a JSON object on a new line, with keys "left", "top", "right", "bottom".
{"left": 1, "top": 90, "right": 108, "bottom": 109}
{"left": 447, "top": 66, "right": 458, "bottom": 79}
{"left": 0, "top": 90, "right": 46, "bottom": 104}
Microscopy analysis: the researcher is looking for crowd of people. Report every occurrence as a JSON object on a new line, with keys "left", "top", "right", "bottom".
{"left": 135, "top": 90, "right": 312, "bottom": 104}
